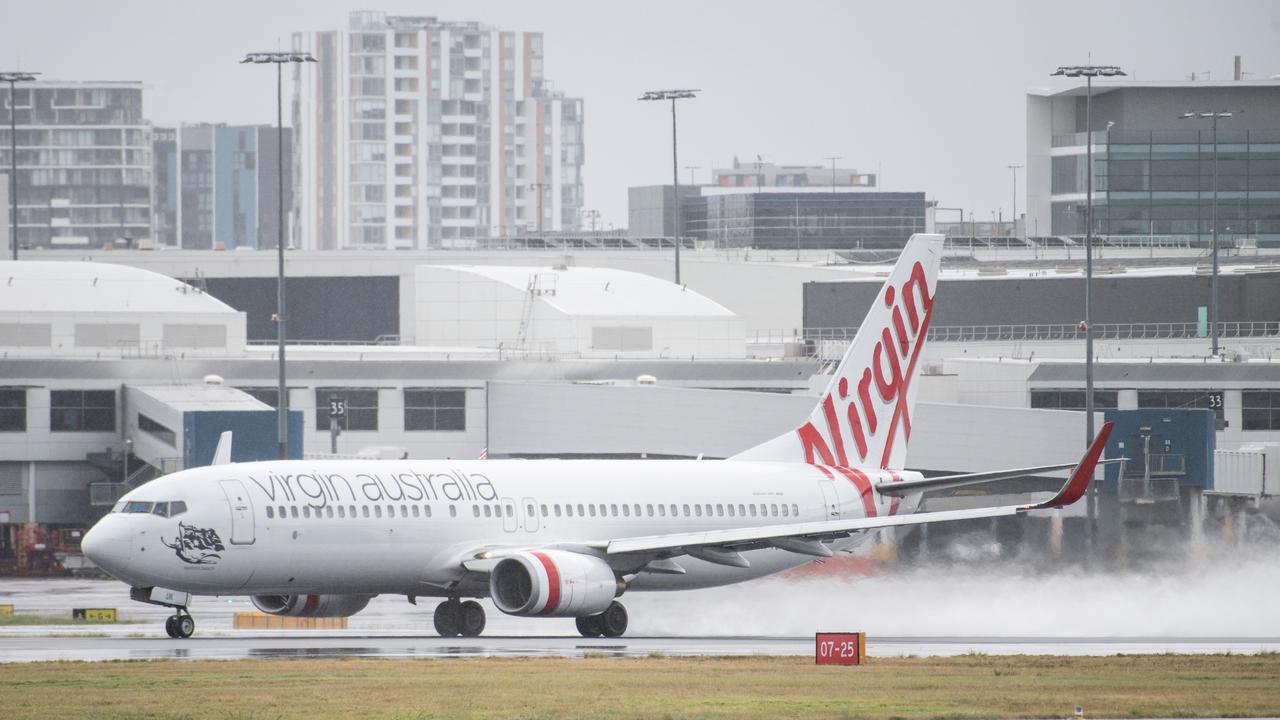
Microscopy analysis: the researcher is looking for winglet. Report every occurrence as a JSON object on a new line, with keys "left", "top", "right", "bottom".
{"left": 1027, "top": 421, "right": 1113, "bottom": 510}
{"left": 211, "top": 431, "right": 233, "bottom": 466}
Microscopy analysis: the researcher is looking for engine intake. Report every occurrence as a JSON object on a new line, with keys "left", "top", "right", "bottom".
{"left": 490, "top": 550, "right": 623, "bottom": 617}
{"left": 250, "top": 593, "right": 373, "bottom": 618}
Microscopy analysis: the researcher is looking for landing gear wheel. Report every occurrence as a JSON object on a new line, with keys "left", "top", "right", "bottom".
{"left": 458, "top": 600, "right": 486, "bottom": 637}
{"left": 600, "top": 601, "right": 628, "bottom": 638}
{"left": 164, "top": 615, "right": 178, "bottom": 638}
{"left": 575, "top": 613, "right": 605, "bottom": 638}
{"left": 176, "top": 614, "right": 195, "bottom": 639}
{"left": 433, "top": 601, "right": 460, "bottom": 637}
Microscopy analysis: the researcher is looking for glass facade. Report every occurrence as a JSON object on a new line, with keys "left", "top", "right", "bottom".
{"left": 1050, "top": 129, "right": 1280, "bottom": 246}
{"left": 0, "top": 84, "right": 151, "bottom": 250}
{"left": 705, "top": 192, "right": 926, "bottom": 249}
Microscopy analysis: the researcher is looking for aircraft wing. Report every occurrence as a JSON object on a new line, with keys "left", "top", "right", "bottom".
{"left": 459, "top": 423, "right": 1111, "bottom": 572}
{"left": 604, "top": 421, "right": 1112, "bottom": 560}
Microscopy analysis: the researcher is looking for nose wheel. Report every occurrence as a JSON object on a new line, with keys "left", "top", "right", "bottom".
{"left": 164, "top": 612, "right": 195, "bottom": 639}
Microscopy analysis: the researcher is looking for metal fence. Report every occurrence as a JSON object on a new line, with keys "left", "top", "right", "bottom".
{"left": 776, "top": 321, "right": 1280, "bottom": 346}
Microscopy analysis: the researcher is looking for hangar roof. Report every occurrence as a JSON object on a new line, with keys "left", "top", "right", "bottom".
{"left": 0, "top": 261, "right": 238, "bottom": 315}
{"left": 432, "top": 265, "right": 737, "bottom": 318}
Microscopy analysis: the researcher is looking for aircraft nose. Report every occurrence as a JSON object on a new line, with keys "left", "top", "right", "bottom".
{"left": 82, "top": 516, "right": 131, "bottom": 575}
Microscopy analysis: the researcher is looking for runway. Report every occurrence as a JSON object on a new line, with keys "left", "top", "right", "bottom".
{"left": 4, "top": 577, "right": 1280, "bottom": 663}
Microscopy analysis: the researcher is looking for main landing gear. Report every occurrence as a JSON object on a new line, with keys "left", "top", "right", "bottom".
{"left": 434, "top": 598, "right": 486, "bottom": 637}
{"left": 164, "top": 610, "right": 195, "bottom": 639}
{"left": 576, "top": 601, "right": 628, "bottom": 638}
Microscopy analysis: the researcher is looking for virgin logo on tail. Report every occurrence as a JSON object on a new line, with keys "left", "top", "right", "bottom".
{"left": 798, "top": 260, "right": 934, "bottom": 470}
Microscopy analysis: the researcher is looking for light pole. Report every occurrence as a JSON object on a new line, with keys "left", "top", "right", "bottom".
{"left": 824, "top": 155, "right": 843, "bottom": 192}
{"left": 1007, "top": 164, "right": 1022, "bottom": 239}
{"left": 1052, "top": 63, "right": 1126, "bottom": 552}
{"left": 242, "top": 51, "right": 316, "bottom": 460}
{"left": 639, "top": 89, "right": 699, "bottom": 284}
{"left": 684, "top": 165, "right": 700, "bottom": 186}
{"left": 1179, "top": 111, "right": 1235, "bottom": 358}
{"left": 2, "top": 71, "right": 39, "bottom": 260}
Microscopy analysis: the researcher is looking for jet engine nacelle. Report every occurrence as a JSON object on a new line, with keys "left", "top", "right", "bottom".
{"left": 250, "top": 593, "right": 374, "bottom": 618}
{"left": 490, "top": 550, "right": 623, "bottom": 617}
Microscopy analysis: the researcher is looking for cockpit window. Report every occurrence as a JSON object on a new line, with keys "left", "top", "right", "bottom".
{"left": 169, "top": 501, "right": 187, "bottom": 516}
{"left": 111, "top": 500, "right": 127, "bottom": 513}
{"left": 152, "top": 502, "right": 169, "bottom": 517}
{"left": 123, "top": 501, "right": 153, "bottom": 513}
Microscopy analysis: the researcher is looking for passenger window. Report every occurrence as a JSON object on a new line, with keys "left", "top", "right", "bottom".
{"left": 303, "top": 506, "right": 312, "bottom": 519}
{"left": 792, "top": 504, "right": 799, "bottom": 517}
{"left": 565, "top": 504, "right": 573, "bottom": 517}
{"left": 727, "top": 504, "right": 735, "bottom": 517}
{"left": 576, "top": 503, "right": 584, "bottom": 516}
{"left": 424, "top": 504, "right": 432, "bottom": 518}
{"left": 401, "top": 504, "right": 408, "bottom": 517}
{"left": 771, "top": 504, "right": 779, "bottom": 517}
{"left": 290, "top": 506, "right": 299, "bottom": 519}
{"left": 338, "top": 506, "right": 346, "bottom": 518}
{"left": 738, "top": 504, "right": 746, "bottom": 517}
{"left": 588, "top": 505, "right": 597, "bottom": 517}
{"left": 449, "top": 505, "right": 457, "bottom": 517}
{"left": 633, "top": 503, "right": 641, "bottom": 517}
{"left": 326, "top": 506, "right": 334, "bottom": 518}
{"left": 694, "top": 505, "right": 702, "bottom": 517}
{"left": 621, "top": 504, "right": 629, "bottom": 517}
{"left": 599, "top": 504, "right": 607, "bottom": 516}
{"left": 716, "top": 504, "right": 724, "bottom": 517}
{"left": 657, "top": 504, "right": 665, "bottom": 517}
{"left": 412, "top": 505, "right": 420, "bottom": 518}
{"left": 670, "top": 504, "right": 677, "bottom": 516}
{"left": 278, "top": 505, "right": 286, "bottom": 518}
{"left": 484, "top": 505, "right": 492, "bottom": 518}
{"left": 349, "top": 505, "right": 356, "bottom": 517}
{"left": 538, "top": 504, "right": 546, "bottom": 517}
{"left": 472, "top": 505, "right": 480, "bottom": 518}
{"left": 682, "top": 504, "right": 690, "bottom": 516}
{"left": 374, "top": 506, "right": 383, "bottom": 518}
{"left": 781, "top": 504, "right": 789, "bottom": 518}
{"left": 554, "top": 504, "right": 562, "bottom": 517}
{"left": 362, "top": 506, "right": 370, "bottom": 518}
{"left": 646, "top": 504, "right": 654, "bottom": 517}
{"left": 266, "top": 506, "right": 274, "bottom": 519}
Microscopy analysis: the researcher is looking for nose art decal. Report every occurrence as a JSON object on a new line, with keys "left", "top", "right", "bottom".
{"left": 161, "top": 522, "right": 226, "bottom": 565}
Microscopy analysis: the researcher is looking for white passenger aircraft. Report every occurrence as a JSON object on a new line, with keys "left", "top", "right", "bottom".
{"left": 82, "top": 234, "right": 1113, "bottom": 639}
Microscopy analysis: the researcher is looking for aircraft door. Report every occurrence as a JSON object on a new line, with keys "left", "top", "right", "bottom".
{"left": 219, "top": 479, "right": 256, "bottom": 545}
{"left": 818, "top": 479, "right": 841, "bottom": 520}
{"left": 500, "top": 497, "right": 517, "bottom": 533}
{"left": 522, "top": 497, "right": 540, "bottom": 532}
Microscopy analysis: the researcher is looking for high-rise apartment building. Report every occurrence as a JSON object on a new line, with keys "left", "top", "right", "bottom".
{"left": 152, "top": 124, "right": 292, "bottom": 250}
{"left": 0, "top": 81, "right": 151, "bottom": 250}
{"left": 292, "top": 11, "right": 585, "bottom": 250}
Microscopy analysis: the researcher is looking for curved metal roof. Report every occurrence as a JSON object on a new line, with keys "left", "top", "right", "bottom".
{"left": 432, "top": 265, "right": 737, "bottom": 317}
{"left": 0, "top": 261, "right": 238, "bottom": 315}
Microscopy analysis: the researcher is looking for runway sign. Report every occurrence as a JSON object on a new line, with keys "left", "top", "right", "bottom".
{"left": 73, "top": 608, "right": 117, "bottom": 621}
{"left": 815, "top": 632, "right": 865, "bottom": 665}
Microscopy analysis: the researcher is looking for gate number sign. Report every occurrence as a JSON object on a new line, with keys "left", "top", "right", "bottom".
{"left": 328, "top": 398, "right": 347, "bottom": 418}
{"left": 815, "top": 632, "right": 865, "bottom": 665}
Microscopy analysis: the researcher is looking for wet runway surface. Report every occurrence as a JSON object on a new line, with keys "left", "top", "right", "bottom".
{"left": 4, "top": 578, "right": 1280, "bottom": 663}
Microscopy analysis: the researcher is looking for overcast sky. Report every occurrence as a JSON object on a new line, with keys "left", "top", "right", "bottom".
{"left": 6, "top": 0, "right": 1280, "bottom": 228}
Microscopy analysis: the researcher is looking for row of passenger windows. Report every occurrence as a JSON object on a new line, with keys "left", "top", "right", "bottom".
{"left": 263, "top": 501, "right": 802, "bottom": 521}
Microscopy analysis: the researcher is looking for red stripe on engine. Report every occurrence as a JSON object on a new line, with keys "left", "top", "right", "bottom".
{"left": 530, "top": 551, "right": 560, "bottom": 615}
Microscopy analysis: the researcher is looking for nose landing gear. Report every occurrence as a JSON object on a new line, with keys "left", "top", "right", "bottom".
{"left": 576, "top": 601, "right": 628, "bottom": 638}
{"left": 164, "top": 611, "right": 195, "bottom": 639}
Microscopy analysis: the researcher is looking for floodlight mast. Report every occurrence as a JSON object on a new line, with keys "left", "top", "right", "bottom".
{"left": 638, "top": 89, "right": 700, "bottom": 284}
{"left": 1178, "top": 110, "right": 1236, "bottom": 359}
{"left": 1050, "top": 63, "right": 1126, "bottom": 553}
{"left": 2, "top": 71, "right": 39, "bottom": 261}
{"left": 241, "top": 51, "right": 316, "bottom": 460}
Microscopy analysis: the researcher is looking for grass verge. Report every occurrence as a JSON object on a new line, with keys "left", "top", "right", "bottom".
{"left": 2, "top": 654, "right": 1278, "bottom": 719}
